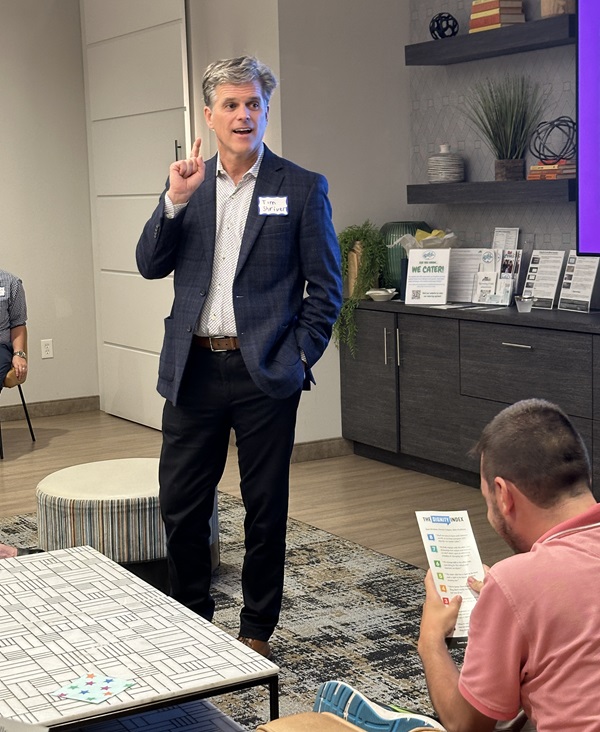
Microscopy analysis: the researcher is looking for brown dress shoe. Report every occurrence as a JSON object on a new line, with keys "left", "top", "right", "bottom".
{"left": 237, "top": 636, "right": 273, "bottom": 660}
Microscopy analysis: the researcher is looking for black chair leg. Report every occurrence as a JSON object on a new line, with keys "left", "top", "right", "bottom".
{"left": 0, "top": 385, "right": 34, "bottom": 458}
{"left": 18, "top": 385, "right": 35, "bottom": 442}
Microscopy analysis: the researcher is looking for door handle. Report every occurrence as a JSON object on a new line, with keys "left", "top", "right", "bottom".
{"left": 174, "top": 139, "right": 182, "bottom": 161}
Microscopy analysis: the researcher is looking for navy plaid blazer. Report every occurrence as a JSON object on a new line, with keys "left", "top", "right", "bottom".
{"left": 136, "top": 146, "right": 342, "bottom": 404}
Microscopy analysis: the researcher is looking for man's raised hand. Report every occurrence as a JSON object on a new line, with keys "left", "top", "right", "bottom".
{"left": 168, "top": 137, "right": 206, "bottom": 205}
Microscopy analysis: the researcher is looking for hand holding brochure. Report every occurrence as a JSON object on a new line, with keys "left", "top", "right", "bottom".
{"left": 415, "top": 510, "right": 485, "bottom": 643}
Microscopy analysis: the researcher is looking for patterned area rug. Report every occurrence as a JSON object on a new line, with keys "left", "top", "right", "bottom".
{"left": 0, "top": 512, "right": 38, "bottom": 550}
{"left": 0, "top": 493, "right": 455, "bottom": 730}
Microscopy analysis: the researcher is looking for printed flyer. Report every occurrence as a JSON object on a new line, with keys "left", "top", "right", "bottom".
{"left": 522, "top": 250, "right": 565, "bottom": 309}
{"left": 415, "top": 510, "right": 485, "bottom": 645}
{"left": 405, "top": 249, "right": 451, "bottom": 305}
{"left": 447, "top": 248, "right": 495, "bottom": 303}
{"left": 492, "top": 227, "right": 519, "bottom": 250}
{"left": 558, "top": 250, "right": 599, "bottom": 313}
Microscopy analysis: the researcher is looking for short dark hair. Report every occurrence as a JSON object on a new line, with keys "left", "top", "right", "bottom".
{"left": 473, "top": 399, "right": 591, "bottom": 507}
{"left": 202, "top": 56, "right": 278, "bottom": 108}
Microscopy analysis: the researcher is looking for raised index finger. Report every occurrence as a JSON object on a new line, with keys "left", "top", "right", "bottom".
{"left": 191, "top": 137, "right": 202, "bottom": 159}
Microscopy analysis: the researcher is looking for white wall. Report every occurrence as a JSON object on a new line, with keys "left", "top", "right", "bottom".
{"left": 186, "top": 0, "right": 282, "bottom": 159}
{"left": 0, "top": 0, "right": 97, "bottom": 407}
{"left": 277, "top": 0, "right": 412, "bottom": 440}
{"left": 278, "top": 0, "right": 412, "bottom": 228}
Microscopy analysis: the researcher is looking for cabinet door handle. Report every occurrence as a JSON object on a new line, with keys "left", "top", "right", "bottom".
{"left": 383, "top": 328, "right": 388, "bottom": 364}
{"left": 501, "top": 342, "right": 533, "bottom": 349}
{"left": 396, "top": 328, "right": 401, "bottom": 366}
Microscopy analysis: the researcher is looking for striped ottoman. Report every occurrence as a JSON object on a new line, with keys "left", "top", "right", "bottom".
{"left": 35, "top": 458, "right": 219, "bottom": 584}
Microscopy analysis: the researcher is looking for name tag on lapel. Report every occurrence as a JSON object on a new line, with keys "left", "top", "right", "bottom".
{"left": 258, "top": 196, "right": 288, "bottom": 216}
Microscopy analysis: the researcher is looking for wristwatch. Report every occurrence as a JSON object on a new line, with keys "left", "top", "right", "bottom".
{"left": 13, "top": 350, "right": 27, "bottom": 360}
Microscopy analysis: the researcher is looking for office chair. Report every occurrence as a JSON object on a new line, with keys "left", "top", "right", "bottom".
{"left": 0, "top": 384, "right": 35, "bottom": 459}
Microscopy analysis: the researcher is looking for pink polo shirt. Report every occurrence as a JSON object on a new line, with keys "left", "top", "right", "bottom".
{"left": 458, "top": 502, "right": 600, "bottom": 731}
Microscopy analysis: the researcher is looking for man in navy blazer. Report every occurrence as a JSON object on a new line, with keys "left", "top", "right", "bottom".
{"left": 136, "top": 56, "right": 342, "bottom": 659}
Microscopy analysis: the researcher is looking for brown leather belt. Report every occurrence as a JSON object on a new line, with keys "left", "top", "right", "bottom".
{"left": 193, "top": 335, "right": 240, "bottom": 351}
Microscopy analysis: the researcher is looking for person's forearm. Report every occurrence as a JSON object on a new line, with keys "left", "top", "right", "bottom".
{"left": 418, "top": 571, "right": 496, "bottom": 732}
{"left": 10, "top": 325, "right": 27, "bottom": 353}
{"left": 418, "top": 636, "right": 495, "bottom": 732}
{"left": 419, "top": 635, "right": 462, "bottom": 724}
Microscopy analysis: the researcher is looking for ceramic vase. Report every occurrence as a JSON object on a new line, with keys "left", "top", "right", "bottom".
{"left": 427, "top": 144, "right": 465, "bottom": 183}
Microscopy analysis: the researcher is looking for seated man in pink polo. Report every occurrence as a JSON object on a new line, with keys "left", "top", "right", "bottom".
{"left": 418, "top": 398, "right": 600, "bottom": 731}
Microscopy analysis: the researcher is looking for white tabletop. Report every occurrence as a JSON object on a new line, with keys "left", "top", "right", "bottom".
{"left": 0, "top": 546, "right": 278, "bottom": 728}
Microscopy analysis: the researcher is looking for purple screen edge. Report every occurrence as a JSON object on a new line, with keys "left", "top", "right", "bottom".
{"left": 578, "top": 0, "right": 600, "bottom": 254}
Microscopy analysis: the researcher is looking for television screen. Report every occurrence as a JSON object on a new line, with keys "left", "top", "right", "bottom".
{"left": 577, "top": 0, "right": 600, "bottom": 255}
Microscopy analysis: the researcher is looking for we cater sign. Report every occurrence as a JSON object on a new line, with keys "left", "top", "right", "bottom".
{"left": 405, "top": 249, "right": 450, "bottom": 305}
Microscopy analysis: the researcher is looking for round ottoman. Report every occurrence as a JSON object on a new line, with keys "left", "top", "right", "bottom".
{"left": 35, "top": 458, "right": 219, "bottom": 573}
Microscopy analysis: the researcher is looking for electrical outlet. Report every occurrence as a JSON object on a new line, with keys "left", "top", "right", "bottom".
{"left": 41, "top": 339, "right": 53, "bottom": 359}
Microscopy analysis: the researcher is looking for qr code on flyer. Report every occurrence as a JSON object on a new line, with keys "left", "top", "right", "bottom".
{"left": 411, "top": 289, "right": 421, "bottom": 300}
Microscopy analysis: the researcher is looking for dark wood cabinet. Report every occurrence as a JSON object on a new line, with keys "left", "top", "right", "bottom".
{"left": 398, "top": 314, "right": 461, "bottom": 467}
{"left": 459, "top": 321, "right": 592, "bottom": 419}
{"left": 456, "top": 395, "right": 508, "bottom": 473}
{"left": 339, "top": 309, "right": 398, "bottom": 453}
{"left": 457, "top": 397, "right": 595, "bottom": 479}
{"left": 340, "top": 303, "right": 600, "bottom": 498}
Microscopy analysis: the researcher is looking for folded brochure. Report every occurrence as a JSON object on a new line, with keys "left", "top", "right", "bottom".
{"left": 415, "top": 510, "right": 484, "bottom": 644}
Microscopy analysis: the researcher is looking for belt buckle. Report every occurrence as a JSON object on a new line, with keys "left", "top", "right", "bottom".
{"left": 209, "top": 337, "right": 228, "bottom": 352}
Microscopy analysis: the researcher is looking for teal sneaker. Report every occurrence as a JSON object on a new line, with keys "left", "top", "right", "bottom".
{"left": 313, "top": 680, "right": 445, "bottom": 731}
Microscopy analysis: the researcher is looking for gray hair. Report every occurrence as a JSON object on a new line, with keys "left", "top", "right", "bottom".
{"left": 473, "top": 399, "right": 591, "bottom": 507}
{"left": 202, "top": 56, "right": 278, "bottom": 108}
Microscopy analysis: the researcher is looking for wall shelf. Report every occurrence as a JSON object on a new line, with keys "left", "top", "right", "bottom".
{"left": 407, "top": 179, "right": 576, "bottom": 205}
{"left": 404, "top": 14, "right": 575, "bottom": 66}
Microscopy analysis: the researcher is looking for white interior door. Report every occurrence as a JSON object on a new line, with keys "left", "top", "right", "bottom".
{"left": 80, "top": 0, "right": 190, "bottom": 428}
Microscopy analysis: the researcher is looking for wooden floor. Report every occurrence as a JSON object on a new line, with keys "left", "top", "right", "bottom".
{"left": 0, "top": 410, "right": 512, "bottom": 569}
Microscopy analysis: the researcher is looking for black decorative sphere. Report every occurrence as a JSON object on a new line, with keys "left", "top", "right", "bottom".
{"left": 429, "top": 12, "right": 459, "bottom": 40}
{"left": 529, "top": 116, "right": 576, "bottom": 164}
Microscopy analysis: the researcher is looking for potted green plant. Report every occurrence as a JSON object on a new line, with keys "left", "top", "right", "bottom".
{"left": 462, "top": 74, "right": 547, "bottom": 180}
{"left": 333, "top": 220, "right": 386, "bottom": 356}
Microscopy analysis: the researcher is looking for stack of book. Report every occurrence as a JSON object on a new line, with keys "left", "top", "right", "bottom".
{"left": 527, "top": 159, "right": 577, "bottom": 180}
{"left": 468, "top": 0, "right": 526, "bottom": 33}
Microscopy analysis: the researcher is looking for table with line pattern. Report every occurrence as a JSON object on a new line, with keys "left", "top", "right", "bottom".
{"left": 0, "top": 545, "right": 279, "bottom": 729}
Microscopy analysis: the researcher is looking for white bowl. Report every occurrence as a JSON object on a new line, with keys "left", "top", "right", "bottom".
{"left": 366, "top": 289, "right": 397, "bottom": 302}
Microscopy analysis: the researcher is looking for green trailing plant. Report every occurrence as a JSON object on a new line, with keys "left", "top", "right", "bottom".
{"left": 462, "top": 75, "right": 547, "bottom": 160}
{"left": 333, "top": 220, "right": 386, "bottom": 357}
